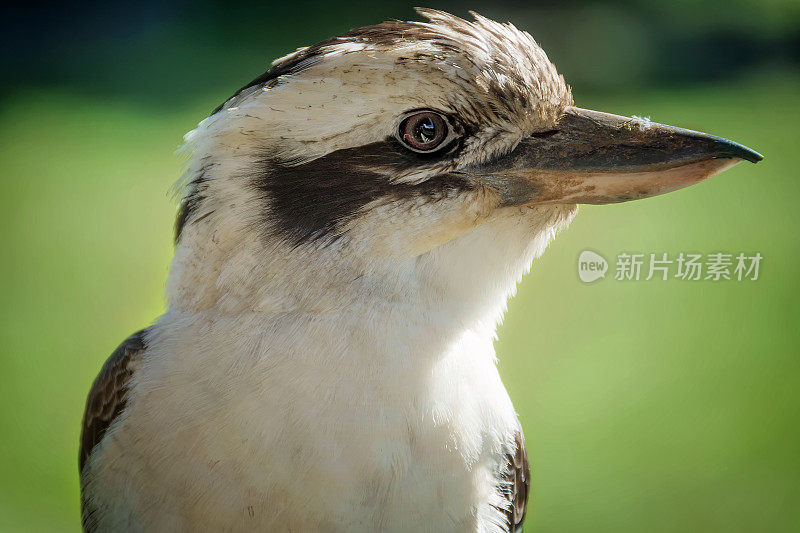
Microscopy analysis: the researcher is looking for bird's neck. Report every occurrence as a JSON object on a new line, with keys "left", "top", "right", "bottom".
{"left": 164, "top": 204, "right": 576, "bottom": 356}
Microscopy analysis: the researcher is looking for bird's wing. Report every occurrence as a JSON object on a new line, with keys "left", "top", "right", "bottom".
{"left": 496, "top": 428, "right": 531, "bottom": 532}
{"left": 79, "top": 329, "right": 147, "bottom": 472}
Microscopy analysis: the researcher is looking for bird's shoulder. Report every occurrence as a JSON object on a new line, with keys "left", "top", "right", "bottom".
{"left": 496, "top": 427, "right": 531, "bottom": 532}
{"left": 79, "top": 329, "right": 148, "bottom": 473}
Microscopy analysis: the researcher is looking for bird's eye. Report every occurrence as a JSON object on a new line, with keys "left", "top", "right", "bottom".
{"left": 398, "top": 111, "right": 449, "bottom": 153}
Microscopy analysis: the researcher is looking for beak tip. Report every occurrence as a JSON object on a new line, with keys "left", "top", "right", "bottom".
{"left": 737, "top": 148, "right": 763, "bottom": 164}
{"left": 716, "top": 139, "right": 763, "bottom": 164}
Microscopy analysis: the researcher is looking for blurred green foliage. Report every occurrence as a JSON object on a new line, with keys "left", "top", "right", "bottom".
{"left": 1, "top": 1, "right": 799, "bottom": 531}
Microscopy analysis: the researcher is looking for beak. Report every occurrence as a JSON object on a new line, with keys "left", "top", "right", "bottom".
{"left": 470, "top": 106, "right": 763, "bottom": 205}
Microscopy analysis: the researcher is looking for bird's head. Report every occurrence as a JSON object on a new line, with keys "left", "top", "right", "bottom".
{"left": 169, "top": 9, "right": 761, "bottom": 322}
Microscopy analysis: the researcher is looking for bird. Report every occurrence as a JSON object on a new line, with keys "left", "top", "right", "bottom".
{"left": 79, "top": 8, "right": 762, "bottom": 532}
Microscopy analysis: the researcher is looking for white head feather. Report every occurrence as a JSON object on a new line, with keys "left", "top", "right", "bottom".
{"left": 168, "top": 9, "right": 576, "bottom": 328}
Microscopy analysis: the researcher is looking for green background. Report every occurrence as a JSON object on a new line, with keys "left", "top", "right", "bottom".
{"left": 1, "top": 1, "right": 798, "bottom": 531}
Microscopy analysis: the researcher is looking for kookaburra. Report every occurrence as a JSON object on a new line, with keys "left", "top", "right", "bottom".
{"left": 79, "top": 8, "right": 762, "bottom": 532}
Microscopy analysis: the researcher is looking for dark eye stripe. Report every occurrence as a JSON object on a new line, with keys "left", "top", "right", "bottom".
{"left": 256, "top": 140, "right": 475, "bottom": 245}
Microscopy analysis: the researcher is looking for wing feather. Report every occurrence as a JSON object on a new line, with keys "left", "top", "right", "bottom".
{"left": 496, "top": 427, "right": 531, "bottom": 532}
{"left": 80, "top": 330, "right": 147, "bottom": 531}
{"left": 79, "top": 329, "right": 147, "bottom": 472}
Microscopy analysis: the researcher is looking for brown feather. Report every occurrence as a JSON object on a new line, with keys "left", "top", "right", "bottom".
{"left": 495, "top": 428, "right": 531, "bottom": 532}
{"left": 79, "top": 330, "right": 147, "bottom": 531}
{"left": 79, "top": 330, "right": 147, "bottom": 472}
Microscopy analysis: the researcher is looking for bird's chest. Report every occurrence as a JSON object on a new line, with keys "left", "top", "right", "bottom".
{"left": 107, "top": 315, "right": 519, "bottom": 531}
